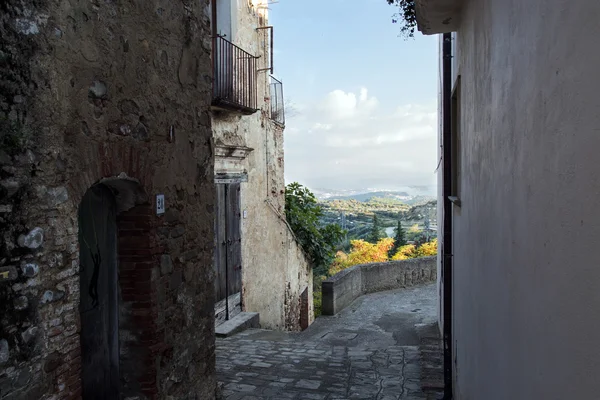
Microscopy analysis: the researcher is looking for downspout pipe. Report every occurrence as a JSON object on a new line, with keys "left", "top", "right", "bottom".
{"left": 224, "top": 185, "right": 230, "bottom": 321}
{"left": 211, "top": 0, "right": 217, "bottom": 101}
{"left": 441, "top": 32, "right": 453, "bottom": 400}
{"left": 211, "top": 0, "right": 217, "bottom": 37}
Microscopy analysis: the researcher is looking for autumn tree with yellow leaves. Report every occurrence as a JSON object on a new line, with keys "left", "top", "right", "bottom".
{"left": 330, "top": 237, "right": 438, "bottom": 275}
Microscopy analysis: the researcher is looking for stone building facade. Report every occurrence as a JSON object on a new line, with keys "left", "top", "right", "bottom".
{"left": 1, "top": 1, "right": 216, "bottom": 399}
{"left": 210, "top": 0, "right": 313, "bottom": 331}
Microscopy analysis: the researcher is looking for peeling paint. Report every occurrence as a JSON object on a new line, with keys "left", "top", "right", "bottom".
{"left": 210, "top": 5, "right": 311, "bottom": 331}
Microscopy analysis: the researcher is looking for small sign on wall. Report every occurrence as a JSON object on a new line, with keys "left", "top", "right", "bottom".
{"left": 156, "top": 194, "right": 165, "bottom": 215}
{"left": 243, "top": 210, "right": 248, "bottom": 219}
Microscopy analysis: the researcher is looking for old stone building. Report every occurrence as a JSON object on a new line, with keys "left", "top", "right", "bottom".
{"left": 1, "top": 1, "right": 216, "bottom": 399}
{"left": 210, "top": 0, "right": 312, "bottom": 331}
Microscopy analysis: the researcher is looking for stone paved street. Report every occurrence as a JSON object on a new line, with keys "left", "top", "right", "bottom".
{"left": 216, "top": 284, "right": 444, "bottom": 400}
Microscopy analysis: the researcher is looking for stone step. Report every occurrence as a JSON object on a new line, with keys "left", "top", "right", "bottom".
{"left": 215, "top": 312, "right": 260, "bottom": 338}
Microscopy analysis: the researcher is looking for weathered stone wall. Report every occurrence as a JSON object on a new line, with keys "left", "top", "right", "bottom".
{"left": 322, "top": 257, "right": 437, "bottom": 316}
{"left": 210, "top": 1, "right": 312, "bottom": 331}
{"left": 283, "top": 238, "right": 314, "bottom": 331}
{"left": 0, "top": 1, "right": 215, "bottom": 399}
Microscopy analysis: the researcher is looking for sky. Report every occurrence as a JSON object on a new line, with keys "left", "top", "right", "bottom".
{"left": 269, "top": 0, "right": 439, "bottom": 193}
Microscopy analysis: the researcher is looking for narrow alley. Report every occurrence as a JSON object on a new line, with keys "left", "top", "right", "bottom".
{"left": 216, "top": 284, "right": 443, "bottom": 400}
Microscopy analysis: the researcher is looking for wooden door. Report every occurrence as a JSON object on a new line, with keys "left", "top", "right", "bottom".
{"left": 226, "top": 183, "right": 242, "bottom": 295}
{"left": 78, "top": 184, "right": 119, "bottom": 399}
{"left": 214, "top": 183, "right": 242, "bottom": 322}
{"left": 215, "top": 184, "right": 227, "bottom": 302}
{"left": 300, "top": 287, "right": 309, "bottom": 330}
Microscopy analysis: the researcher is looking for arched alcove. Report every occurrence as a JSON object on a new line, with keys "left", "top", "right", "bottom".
{"left": 78, "top": 175, "right": 148, "bottom": 399}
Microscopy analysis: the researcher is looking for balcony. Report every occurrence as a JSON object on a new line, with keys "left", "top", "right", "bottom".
{"left": 415, "top": 0, "right": 463, "bottom": 34}
{"left": 269, "top": 76, "right": 285, "bottom": 126}
{"left": 212, "top": 36, "right": 259, "bottom": 114}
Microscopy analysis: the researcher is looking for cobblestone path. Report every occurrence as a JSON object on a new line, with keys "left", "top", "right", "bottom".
{"left": 216, "top": 285, "right": 444, "bottom": 400}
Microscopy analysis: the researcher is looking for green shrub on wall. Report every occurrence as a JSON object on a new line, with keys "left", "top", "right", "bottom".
{"left": 285, "top": 183, "right": 345, "bottom": 319}
{"left": 285, "top": 182, "right": 345, "bottom": 269}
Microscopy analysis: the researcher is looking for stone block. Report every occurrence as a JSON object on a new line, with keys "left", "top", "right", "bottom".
{"left": 160, "top": 255, "right": 173, "bottom": 275}
{"left": 0, "top": 339, "right": 8, "bottom": 364}
{"left": 18, "top": 227, "right": 44, "bottom": 249}
{"left": 0, "top": 179, "right": 19, "bottom": 198}
{"left": 170, "top": 225, "right": 185, "bottom": 238}
{"left": 88, "top": 80, "right": 107, "bottom": 99}
{"left": 47, "top": 187, "right": 68, "bottom": 206}
{"left": 20, "top": 262, "right": 39, "bottom": 278}
{"left": 215, "top": 312, "right": 260, "bottom": 337}
{"left": 14, "top": 296, "right": 28, "bottom": 310}
{"left": 43, "top": 352, "right": 62, "bottom": 373}
{"left": 40, "top": 290, "right": 65, "bottom": 304}
{"left": 21, "top": 326, "right": 38, "bottom": 344}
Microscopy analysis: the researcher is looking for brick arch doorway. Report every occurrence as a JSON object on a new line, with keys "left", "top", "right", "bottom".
{"left": 78, "top": 176, "right": 148, "bottom": 399}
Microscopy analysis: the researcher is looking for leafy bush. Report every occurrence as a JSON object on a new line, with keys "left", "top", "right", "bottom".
{"left": 391, "top": 238, "right": 438, "bottom": 260}
{"left": 331, "top": 237, "right": 438, "bottom": 274}
{"left": 285, "top": 182, "right": 345, "bottom": 268}
{"left": 329, "top": 238, "right": 394, "bottom": 275}
{"left": 391, "top": 243, "right": 418, "bottom": 260}
{"left": 417, "top": 238, "right": 437, "bottom": 257}
{"left": 313, "top": 275, "right": 326, "bottom": 317}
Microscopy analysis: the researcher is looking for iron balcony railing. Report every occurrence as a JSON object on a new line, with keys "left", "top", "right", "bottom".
{"left": 212, "top": 36, "right": 259, "bottom": 114}
{"left": 269, "top": 76, "right": 285, "bottom": 126}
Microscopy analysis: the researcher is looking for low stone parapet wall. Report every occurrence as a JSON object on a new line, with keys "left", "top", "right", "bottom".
{"left": 321, "top": 257, "right": 437, "bottom": 316}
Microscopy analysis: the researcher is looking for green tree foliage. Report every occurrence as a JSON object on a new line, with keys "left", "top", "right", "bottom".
{"left": 406, "top": 223, "right": 423, "bottom": 242}
{"left": 367, "top": 214, "right": 383, "bottom": 244}
{"left": 386, "top": 0, "right": 417, "bottom": 38}
{"left": 388, "top": 220, "right": 407, "bottom": 258}
{"left": 313, "top": 274, "right": 326, "bottom": 317}
{"left": 285, "top": 182, "right": 345, "bottom": 269}
{"left": 319, "top": 198, "right": 436, "bottom": 243}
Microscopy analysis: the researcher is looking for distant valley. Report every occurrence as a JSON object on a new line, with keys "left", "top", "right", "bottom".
{"left": 315, "top": 189, "right": 438, "bottom": 245}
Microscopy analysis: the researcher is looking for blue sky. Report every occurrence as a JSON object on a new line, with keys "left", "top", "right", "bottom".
{"left": 269, "top": 0, "right": 439, "bottom": 192}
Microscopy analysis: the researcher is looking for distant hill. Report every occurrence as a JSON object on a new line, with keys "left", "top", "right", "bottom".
{"left": 402, "top": 195, "right": 437, "bottom": 206}
{"left": 324, "top": 192, "right": 435, "bottom": 206}
{"left": 310, "top": 186, "right": 436, "bottom": 201}
{"left": 318, "top": 194, "right": 437, "bottom": 246}
{"left": 403, "top": 200, "right": 437, "bottom": 223}
{"left": 328, "top": 191, "right": 410, "bottom": 202}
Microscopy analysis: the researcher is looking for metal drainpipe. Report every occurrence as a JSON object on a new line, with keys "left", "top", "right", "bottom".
{"left": 224, "top": 184, "right": 230, "bottom": 321}
{"left": 441, "top": 32, "right": 454, "bottom": 400}
{"left": 211, "top": 0, "right": 217, "bottom": 37}
{"left": 211, "top": 0, "right": 217, "bottom": 102}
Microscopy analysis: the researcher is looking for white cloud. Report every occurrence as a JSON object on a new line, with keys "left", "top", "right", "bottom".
{"left": 284, "top": 88, "right": 438, "bottom": 191}
{"left": 311, "top": 123, "right": 333, "bottom": 131}
{"left": 316, "top": 87, "right": 378, "bottom": 121}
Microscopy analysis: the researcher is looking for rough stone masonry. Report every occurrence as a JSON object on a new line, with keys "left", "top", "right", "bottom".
{"left": 0, "top": 1, "right": 216, "bottom": 399}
